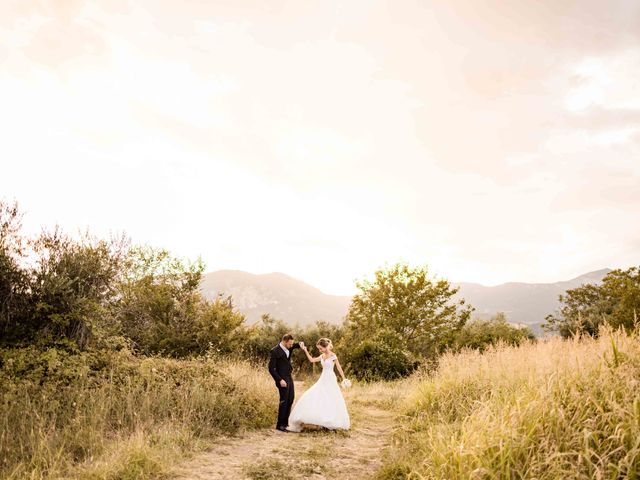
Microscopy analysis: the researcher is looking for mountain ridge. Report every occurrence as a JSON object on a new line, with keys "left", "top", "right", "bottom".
{"left": 199, "top": 268, "right": 613, "bottom": 333}
{"left": 200, "top": 269, "right": 351, "bottom": 326}
{"left": 451, "top": 268, "right": 612, "bottom": 333}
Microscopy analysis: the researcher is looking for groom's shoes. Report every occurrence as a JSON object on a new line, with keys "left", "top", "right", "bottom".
{"left": 276, "top": 426, "right": 289, "bottom": 432}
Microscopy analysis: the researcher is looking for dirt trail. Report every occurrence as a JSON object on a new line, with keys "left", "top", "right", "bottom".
{"left": 172, "top": 382, "right": 398, "bottom": 480}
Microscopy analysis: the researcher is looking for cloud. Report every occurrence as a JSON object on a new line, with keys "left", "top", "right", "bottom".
{"left": 0, "top": 0, "right": 638, "bottom": 294}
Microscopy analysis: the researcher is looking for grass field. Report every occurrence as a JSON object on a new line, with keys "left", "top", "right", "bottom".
{"left": 0, "top": 348, "right": 276, "bottom": 479}
{"left": 378, "top": 327, "right": 640, "bottom": 479}
{"left": 3, "top": 327, "right": 639, "bottom": 480}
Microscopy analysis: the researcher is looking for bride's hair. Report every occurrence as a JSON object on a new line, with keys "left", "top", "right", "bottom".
{"left": 316, "top": 338, "right": 333, "bottom": 349}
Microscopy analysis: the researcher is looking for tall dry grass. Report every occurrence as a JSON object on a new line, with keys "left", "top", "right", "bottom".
{"left": 379, "top": 327, "right": 640, "bottom": 479}
{"left": 0, "top": 347, "right": 276, "bottom": 479}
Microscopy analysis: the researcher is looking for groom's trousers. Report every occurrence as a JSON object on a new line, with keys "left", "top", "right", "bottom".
{"left": 276, "top": 376, "right": 295, "bottom": 428}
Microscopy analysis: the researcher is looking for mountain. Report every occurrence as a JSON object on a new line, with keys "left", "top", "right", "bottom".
{"left": 453, "top": 268, "right": 612, "bottom": 334}
{"left": 200, "top": 270, "right": 351, "bottom": 326}
{"left": 200, "top": 268, "right": 612, "bottom": 333}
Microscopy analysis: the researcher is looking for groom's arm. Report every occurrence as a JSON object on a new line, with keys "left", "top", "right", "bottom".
{"left": 290, "top": 342, "right": 302, "bottom": 351}
{"left": 268, "top": 349, "right": 282, "bottom": 383}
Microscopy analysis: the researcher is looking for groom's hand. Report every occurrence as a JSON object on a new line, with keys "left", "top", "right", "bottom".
{"left": 300, "top": 341, "right": 305, "bottom": 349}
{"left": 279, "top": 379, "right": 287, "bottom": 388}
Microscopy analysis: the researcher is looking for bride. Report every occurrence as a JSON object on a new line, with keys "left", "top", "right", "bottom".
{"left": 287, "top": 338, "right": 350, "bottom": 432}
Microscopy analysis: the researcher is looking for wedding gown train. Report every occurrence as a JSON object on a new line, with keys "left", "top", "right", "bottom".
{"left": 287, "top": 353, "right": 350, "bottom": 432}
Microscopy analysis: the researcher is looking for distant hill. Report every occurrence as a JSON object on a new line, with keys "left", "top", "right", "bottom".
{"left": 200, "top": 270, "right": 351, "bottom": 326}
{"left": 453, "top": 268, "right": 612, "bottom": 334}
{"left": 200, "top": 268, "right": 612, "bottom": 333}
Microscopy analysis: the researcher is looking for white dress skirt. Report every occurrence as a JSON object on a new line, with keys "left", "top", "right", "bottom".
{"left": 287, "top": 353, "right": 350, "bottom": 432}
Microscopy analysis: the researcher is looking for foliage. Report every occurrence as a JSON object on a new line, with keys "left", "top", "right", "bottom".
{"left": 196, "top": 295, "right": 247, "bottom": 355}
{"left": 343, "top": 262, "right": 473, "bottom": 379}
{"left": 0, "top": 201, "right": 248, "bottom": 356}
{"left": 240, "top": 315, "right": 347, "bottom": 377}
{"left": 116, "top": 245, "right": 218, "bottom": 356}
{"left": 0, "top": 200, "right": 30, "bottom": 342}
{"left": 346, "top": 330, "right": 418, "bottom": 381}
{"left": 28, "top": 228, "right": 129, "bottom": 348}
{"left": 451, "top": 312, "right": 535, "bottom": 352}
{"left": 544, "top": 267, "right": 640, "bottom": 337}
{"left": 294, "top": 320, "right": 347, "bottom": 375}
{"left": 0, "top": 346, "right": 275, "bottom": 479}
{"left": 240, "top": 314, "right": 293, "bottom": 361}
{"left": 0, "top": 199, "right": 129, "bottom": 348}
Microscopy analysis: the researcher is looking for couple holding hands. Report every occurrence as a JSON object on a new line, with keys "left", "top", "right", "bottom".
{"left": 268, "top": 334, "right": 351, "bottom": 433}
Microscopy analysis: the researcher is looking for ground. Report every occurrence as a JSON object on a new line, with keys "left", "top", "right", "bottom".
{"left": 171, "top": 380, "right": 399, "bottom": 480}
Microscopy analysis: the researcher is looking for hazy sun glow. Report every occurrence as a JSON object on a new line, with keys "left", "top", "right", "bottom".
{"left": 1, "top": 1, "right": 639, "bottom": 294}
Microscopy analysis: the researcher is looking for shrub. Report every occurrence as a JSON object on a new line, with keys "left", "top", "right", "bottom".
{"left": 240, "top": 314, "right": 292, "bottom": 362}
{"left": 0, "top": 346, "right": 275, "bottom": 479}
{"left": 346, "top": 336, "right": 417, "bottom": 381}
{"left": 451, "top": 312, "right": 535, "bottom": 352}
{"left": 544, "top": 266, "right": 640, "bottom": 337}
{"left": 116, "top": 245, "right": 205, "bottom": 356}
{"left": 0, "top": 201, "right": 249, "bottom": 357}
{"left": 0, "top": 201, "right": 30, "bottom": 343}
{"left": 0, "top": 200, "right": 129, "bottom": 348}
{"left": 238, "top": 316, "right": 347, "bottom": 378}
{"left": 27, "top": 228, "right": 128, "bottom": 348}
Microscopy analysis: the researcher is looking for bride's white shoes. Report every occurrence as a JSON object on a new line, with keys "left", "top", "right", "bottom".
{"left": 286, "top": 353, "right": 350, "bottom": 432}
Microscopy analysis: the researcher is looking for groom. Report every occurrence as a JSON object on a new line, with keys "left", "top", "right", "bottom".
{"left": 268, "top": 334, "right": 304, "bottom": 432}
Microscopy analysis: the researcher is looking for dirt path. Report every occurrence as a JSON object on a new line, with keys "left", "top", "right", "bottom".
{"left": 172, "top": 382, "right": 398, "bottom": 480}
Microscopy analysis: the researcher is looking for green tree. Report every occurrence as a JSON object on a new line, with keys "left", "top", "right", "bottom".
{"left": 452, "top": 312, "right": 535, "bottom": 352}
{"left": 292, "top": 320, "right": 347, "bottom": 375}
{"left": 116, "top": 245, "right": 205, "bottom": 356}
{"left": 0, "top": 200, "right": 30, "bottom": 343}
{"left": 0, "top": 200, "right": 249, "bottom": 357}
{"left": 0, "top": 200, "right": 129, "bottom": 349}
{"left": 544, "top": 267, "right": 640, "bottom": 337}
{"left": 345, "top": 262, "right": 473, "bottom": 360}
{"left": 195, "top": 295, "right": 246, "bottom": 355}
{"left": 25, "top": 227, "right": 128, "bottom": 348}
{"left": 240, "top": 314, "right": 292, "bottom": 361}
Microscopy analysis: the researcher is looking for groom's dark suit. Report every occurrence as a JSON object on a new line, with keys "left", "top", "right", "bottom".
{"left": 268, "top": 342, "right": 301, "bottom": 429}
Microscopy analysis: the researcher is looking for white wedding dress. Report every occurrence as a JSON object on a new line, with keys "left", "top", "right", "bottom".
{"left": 287, "top": 353, "right": 350, "bottom": 432}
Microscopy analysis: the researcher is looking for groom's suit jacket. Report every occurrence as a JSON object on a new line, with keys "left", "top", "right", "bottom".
{"left": 268, "top": 342, "right": 301, "bottom": 385}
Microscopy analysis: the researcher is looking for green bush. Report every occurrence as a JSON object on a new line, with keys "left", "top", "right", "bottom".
{"left": 0, "top": 201, "right": 129, "bottom": 348}
{"left": 544, "top": 266, "right": 640, "bottom": 337}
{"left": 0, "top": 201, "right": 250, "bottom": 357}
{"left": 0, "top": 346, "right": 275, "bottom": 479}
{"left": 240, "top": 314, "right": 292, "bottom": 362}
{"left": 346, "top": 337, "right": 417, "bottom": 381}
{"left": 0, "top": 201, "right": 31, "bottom": 343}
{"left": 451, "top": 312, "right": 535, "bottom": 352}
{"left": 238, "top": 316, "right": 347, "bottom": 378}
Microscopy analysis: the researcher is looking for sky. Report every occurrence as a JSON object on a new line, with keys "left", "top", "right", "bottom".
{"left": 1, "top": 1, "right": 639, "bottom": 295}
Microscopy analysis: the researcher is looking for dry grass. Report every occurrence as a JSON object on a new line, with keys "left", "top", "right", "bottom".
{"left": 377, "top": 327, "right": 640, "bottom": 479}
{"left": 0, "top": 348, "right": 276, "bottom": 479}
{"left": 347, "top": 377, "right": 417, "bottom": 411}
{"left": 7, "top": 328, "right": 638, "bottom": 480}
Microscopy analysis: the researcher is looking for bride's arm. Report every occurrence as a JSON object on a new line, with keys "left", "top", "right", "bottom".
{"left": 334, "top": 356, "right": 346, "bottom": 381}
{"left": 301, "top": 346, "right": 321, "bottom": 363}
